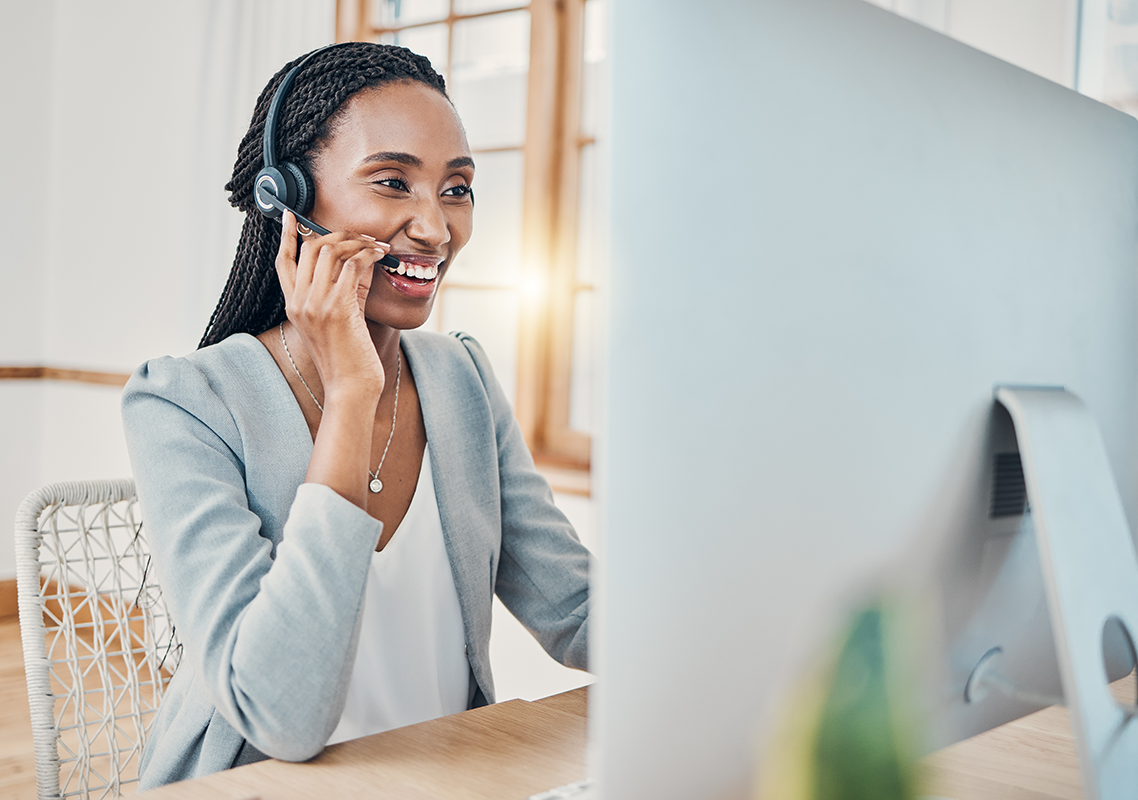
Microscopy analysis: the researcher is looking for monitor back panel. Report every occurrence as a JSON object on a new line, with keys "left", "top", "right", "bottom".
{"left": 595, "top": 1, "right": 1138, "bottom": 798}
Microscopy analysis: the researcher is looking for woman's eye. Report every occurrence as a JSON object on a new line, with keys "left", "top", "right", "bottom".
{"left": 443, "top": 184, "right": 472, "bottom": 198}
{"left": 375, "top": 178, "right": 409, "bottom": 191}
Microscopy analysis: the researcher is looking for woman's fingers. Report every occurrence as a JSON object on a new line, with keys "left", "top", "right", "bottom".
{"left": 275, "top": 210, "right": 300, "bottom": 300}
{"left": 288, "top": 233, "right": 389, "bottom": 323}
{"left": 310, "top": 237, "right": 384, "bottom": 283}
{"left": 317, "top": 243, "right": 384, "bottom": 315}
{"left": 280, "top": 216, "right": 389, "bottom": 305}
{"left": 343, "top": 249, "right": 380, "bottom": 310}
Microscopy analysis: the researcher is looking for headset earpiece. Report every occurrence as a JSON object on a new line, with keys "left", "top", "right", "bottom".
{"left": 254, "top": 167, "right": 291, "bottom": 219}
{"left": 283, "top": 161, "right": 315, "bottom": 215}
{"left": 255, "top": 46, "right": 330, "bottom": 222}
{"left": 254, "top": 162, "right": 315, "bottom": 220}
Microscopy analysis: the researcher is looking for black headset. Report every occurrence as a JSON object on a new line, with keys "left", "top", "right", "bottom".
{"left": 254, "top": 46, "right": 332, "bottom": 235}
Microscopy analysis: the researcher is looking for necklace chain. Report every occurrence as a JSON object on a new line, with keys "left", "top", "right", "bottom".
{"left": 279, "top": 321, "right": 401, "bottom": 493}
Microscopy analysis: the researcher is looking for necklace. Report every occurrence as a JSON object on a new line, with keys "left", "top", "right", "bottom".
{"left": 279, "top": 321, "right": 401, "bottom": 494}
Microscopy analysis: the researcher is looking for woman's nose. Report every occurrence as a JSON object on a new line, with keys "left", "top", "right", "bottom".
{"left": 404, "top": 194, "right": 451, "bottom": 248}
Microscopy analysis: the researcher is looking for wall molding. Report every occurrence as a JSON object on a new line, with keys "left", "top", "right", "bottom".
{"left": 0, "top": 366, "right": 129, "bottom": 388}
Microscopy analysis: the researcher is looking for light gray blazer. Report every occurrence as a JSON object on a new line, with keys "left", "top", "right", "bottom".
{"left": 121, "top": 331, "right": 590, "bottom": 790}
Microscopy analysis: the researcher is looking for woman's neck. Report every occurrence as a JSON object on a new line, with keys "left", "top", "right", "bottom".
{"left": 366, "top": 322, "right": 403, "bottom": 384}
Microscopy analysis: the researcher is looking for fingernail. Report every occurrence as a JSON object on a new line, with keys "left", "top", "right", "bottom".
{"left": 361, "top": 234, "right": 378, "bottom": 242}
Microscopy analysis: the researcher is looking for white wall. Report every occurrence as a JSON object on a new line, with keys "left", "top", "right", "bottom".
{"left": 2, "top": 0, "right": 57, "bottom": 575}
{"left": 0, "top": 0, "right": 336, "bottom": 578}
{"left": 2, "top": 3, "right": 217, "bottom": 553}
{"left": 1, "top": 1, "right": 52, "bottom": 366}
{"left": 41, "top": 3, "right": 207, "bottom": 371}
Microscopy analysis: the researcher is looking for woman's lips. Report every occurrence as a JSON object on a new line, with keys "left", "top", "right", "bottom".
{"left": 380, "top": 254, "right": 443, "bottom": 299}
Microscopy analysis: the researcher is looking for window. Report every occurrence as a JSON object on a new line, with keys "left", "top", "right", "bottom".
{"left": 336, "top": 0, "right": 606, "bottom": 483}
{"left": 1094, "top": 0, "right": 1138, "bottom": 117}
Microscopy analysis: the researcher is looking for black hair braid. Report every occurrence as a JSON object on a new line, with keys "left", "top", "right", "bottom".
{"left": 198, "top": 42, "right": 447, "bottom": 349}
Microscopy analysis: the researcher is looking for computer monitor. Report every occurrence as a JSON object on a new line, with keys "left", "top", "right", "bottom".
{"left": 593, "top": 1, "right": 1138, "bottom": 798}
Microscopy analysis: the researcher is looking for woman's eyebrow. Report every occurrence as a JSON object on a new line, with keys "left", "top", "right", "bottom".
{"left": 361, "top": 151, "right": 422, "bottom": 167}
{"left": 359, "top": 152, "right": 475, "bottom": 171}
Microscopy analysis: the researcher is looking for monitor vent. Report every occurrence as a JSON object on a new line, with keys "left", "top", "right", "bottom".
{"left": 990, "top": 452, "right": 1028, "bottom": 519}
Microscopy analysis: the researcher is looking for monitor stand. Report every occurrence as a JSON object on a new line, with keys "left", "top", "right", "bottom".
{"left": 996, "top": 386, "right": 1138, "bottom": 800}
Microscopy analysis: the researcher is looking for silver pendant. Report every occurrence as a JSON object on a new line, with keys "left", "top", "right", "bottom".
{"left": 370, "top": 478, "right": 383, "bottom": 494}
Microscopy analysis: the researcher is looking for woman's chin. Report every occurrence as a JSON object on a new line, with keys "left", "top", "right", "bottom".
{"left": 364, "top": 304, "right": 437, "bottom": 332}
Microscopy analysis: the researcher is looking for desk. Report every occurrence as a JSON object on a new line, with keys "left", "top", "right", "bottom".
{"left": 141, "top": 688, "right": 588, "bottom": 800}
{"left": 921, "top": 677, "right": 1137, "bottom": 800}
{"left": 142, "top": 680, "right": 1137, "bottom": 800}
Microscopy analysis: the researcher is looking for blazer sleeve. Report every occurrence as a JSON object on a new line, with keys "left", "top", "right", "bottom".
{"left": 454, "top": 333, "right": 591, "bottom": 671}
{"left": 121, "top": 355, "right": 383, "bottom": 762}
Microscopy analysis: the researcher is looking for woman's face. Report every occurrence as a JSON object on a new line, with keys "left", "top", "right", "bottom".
{"left": 307, "top": 80, "right": 474, "bottom": 331}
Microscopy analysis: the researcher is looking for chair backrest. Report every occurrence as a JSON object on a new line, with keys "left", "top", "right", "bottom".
{"left": 14, "top": 480, "right": 181, "bottom": 800}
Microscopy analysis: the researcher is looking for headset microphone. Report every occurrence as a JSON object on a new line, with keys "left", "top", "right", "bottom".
{"left": 253, "top": 45, "right": 400, "bottom": 270}
{"left": 254, "top": 180, "right": 328, "bottom": 235}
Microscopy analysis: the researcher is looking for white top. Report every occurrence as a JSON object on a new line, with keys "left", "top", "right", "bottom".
{"left": 326, "top": 446, "right": 469, "bottom": 745}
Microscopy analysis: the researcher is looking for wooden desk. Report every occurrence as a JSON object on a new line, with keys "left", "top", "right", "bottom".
{"left": 141, "top": 688, "right": 588, "bottom": 800}
{"left": 921, "top": 677, "right": 1138, "bottom": 800}
{"left": 142, "top": 679, "right": 1136, "bottom": 800}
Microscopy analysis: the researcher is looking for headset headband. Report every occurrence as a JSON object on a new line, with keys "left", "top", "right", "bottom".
{"left": 262, "top": 44, "right": 336, "bottom": 170}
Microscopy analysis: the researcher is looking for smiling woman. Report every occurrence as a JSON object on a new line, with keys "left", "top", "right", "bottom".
{"left": 120, "top": 42, "right": 591, "bottom": 790}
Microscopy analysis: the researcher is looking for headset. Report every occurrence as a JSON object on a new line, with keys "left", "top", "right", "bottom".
{"left": 254, "top": 45, "right": 400, "bottom": 269}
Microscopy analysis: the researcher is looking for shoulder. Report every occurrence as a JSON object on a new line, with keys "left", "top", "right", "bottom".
{"left": 121, "top": 333, "right": 290, "bottom": 448}
{"left": 123, "top": 334, "right": 276, "bottom": 407}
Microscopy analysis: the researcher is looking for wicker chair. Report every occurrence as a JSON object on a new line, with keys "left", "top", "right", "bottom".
{"left": 14, "top": 480, "right": 181, "bottom": 799}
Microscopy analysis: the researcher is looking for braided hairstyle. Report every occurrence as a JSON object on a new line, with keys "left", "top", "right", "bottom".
{"left": 199, "top": 42, "right": 448, "bottom": 349}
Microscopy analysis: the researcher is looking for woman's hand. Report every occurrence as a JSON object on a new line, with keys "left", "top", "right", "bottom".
{"left": 276, "top": 210, "right": 391, "bottom": 400}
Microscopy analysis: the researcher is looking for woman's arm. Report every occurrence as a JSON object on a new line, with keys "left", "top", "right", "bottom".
{"left": 123, "top": 357, "right": 382, "bottom": 761}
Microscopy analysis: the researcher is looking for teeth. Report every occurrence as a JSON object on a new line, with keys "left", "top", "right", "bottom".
{"left": 384, "top": 261, "right": 440, "bottom": 280}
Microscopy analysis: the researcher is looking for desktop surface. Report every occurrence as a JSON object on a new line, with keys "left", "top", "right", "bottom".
{"left": 140, "top": 688, "right": 588, "bottom": 800}
{"left": 135, "top": 681, "right": 1136, "bottom": 799}
{"left": 922, "top": 677, "right": 1138, "bottom": 800}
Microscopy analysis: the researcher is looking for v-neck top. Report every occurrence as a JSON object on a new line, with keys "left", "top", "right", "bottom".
{"left": 326, "top": 445, "right": 468, "bottom": 745}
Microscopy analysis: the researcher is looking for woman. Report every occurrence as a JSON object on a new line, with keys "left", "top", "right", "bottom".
{"left": 122, "top": 42, "right": 590, "bottom": 789}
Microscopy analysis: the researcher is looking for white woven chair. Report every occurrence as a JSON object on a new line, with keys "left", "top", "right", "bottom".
{"left": 15, "top": 480, "right": 181, "bottom": 799}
